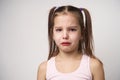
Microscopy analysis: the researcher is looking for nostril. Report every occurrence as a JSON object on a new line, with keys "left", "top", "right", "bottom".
{"left": 62, "top": 30, "right": 69, "bottom": 39}
{"left": 63, "top": 34, "right": 69, "bottom": 39}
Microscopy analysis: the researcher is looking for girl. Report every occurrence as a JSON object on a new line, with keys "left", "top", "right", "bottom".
{"left": 37, "top": 5, "right": 105, "bottom": 80}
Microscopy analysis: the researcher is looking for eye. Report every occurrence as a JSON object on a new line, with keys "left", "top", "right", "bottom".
{"left": 69, "top": 28, "right": 77, "bottom": 31}
{"left": 55, "top": 28, "right": 62, "bottom": 32}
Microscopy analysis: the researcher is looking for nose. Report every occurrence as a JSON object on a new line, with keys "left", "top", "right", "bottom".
{"left": 63, "top": 30, "right": 69, "bottom": 39}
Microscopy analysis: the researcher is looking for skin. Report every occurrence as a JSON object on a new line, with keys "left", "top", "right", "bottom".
{"left": 37, "top": 13, "right": 105, "bottom": 80}
{"left": 53, "top": 13, "right": 81, "bottom": 54}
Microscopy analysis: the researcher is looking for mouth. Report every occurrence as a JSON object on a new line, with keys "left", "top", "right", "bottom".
{"left": 61, "top": 42, "right": 71, "bottom": 46}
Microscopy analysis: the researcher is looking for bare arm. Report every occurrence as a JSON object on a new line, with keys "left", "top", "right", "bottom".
{"left": 90, "top": 58, "right": 105, "bottom": 80}
{"left": 37, "top": 61, "right": 47, "bottom": 80}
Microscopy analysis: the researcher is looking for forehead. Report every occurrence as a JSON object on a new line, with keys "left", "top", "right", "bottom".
{"left": 54, "top": 13, "right": 79, "bottom": 26}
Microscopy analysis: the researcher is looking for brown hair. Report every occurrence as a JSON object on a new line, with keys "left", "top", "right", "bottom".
{"left": 48, "top": 5, "right": 95, "bottom": 60}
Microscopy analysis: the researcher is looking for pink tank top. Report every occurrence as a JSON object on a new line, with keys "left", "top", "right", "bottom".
{"left": 46, "top": 54, "right": 92, "bottom": 80}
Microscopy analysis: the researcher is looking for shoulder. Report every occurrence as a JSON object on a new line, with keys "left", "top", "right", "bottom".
{"left": 90, "top": 57, "right": 103, "bottom": 70}
{"left": 37, "top": 61, "right": 47, "bottom": 80}
{"left": 38, "top": 61, "right": 47, "bottom": 70}
{"left": 38, "top": 61, "right": 47, "bottom": 72}
{"left": 90, "top": 57, "right": 105, "bottom": 80}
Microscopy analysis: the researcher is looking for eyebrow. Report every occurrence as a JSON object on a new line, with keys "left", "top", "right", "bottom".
{"left": 54, "top": 26, "right": 62, "bottom": 28}
{"left": 69, "top": 26, "right": 78, "bottom": 28}
{"left": 54, "top": 26, "right": 79, "bottom": 28}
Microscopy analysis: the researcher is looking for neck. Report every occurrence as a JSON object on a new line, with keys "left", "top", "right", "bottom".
{"left": 56, "top": 50, "right": 82, "bottom": 60}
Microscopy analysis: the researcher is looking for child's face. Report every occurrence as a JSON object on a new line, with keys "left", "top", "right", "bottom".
{"left": 53, "top": 13, "right": 82, "bottom": 53}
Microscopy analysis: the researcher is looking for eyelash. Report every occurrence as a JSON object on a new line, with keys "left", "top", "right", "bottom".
{"left": 55, "top": 29, "right": 62, "bottom": 32}
{"left": 70, "top": 28, "right": 77, "bottom": 31}
{"left": 55, "top": 28, "right": 77, "bottom": 32}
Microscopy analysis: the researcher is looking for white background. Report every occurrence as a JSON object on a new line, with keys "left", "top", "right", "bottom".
{"left": 0, "top": 0, "right": 120, "bottom": 80}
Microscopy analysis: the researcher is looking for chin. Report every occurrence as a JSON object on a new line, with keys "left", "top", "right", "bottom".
{"left": 61, "top": 49, "right": 75, "bottom": 53}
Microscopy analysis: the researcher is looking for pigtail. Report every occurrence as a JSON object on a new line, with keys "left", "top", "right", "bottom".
{"left": 80, "top": 8, "right": 94, "bottom": 58}
{"left": 48, "top": 7, "right": 56, "bottom": 60}
{"left": 80, "top": 8, "right": 104, "bottom": 65}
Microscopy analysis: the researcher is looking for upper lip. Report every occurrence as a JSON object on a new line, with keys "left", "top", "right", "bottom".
{"left": 61, "top": 42, "right": 71, "bottom": 44}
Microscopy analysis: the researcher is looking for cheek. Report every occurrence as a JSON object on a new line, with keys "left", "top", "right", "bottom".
{"left": 53, "top": 33, "right": 61, "bottom": 43}
{"left": 72, "top": 36, "right": 80, "bottom": 43}
{"left": 70, "top": 33, "right": 81, "bottom": 41}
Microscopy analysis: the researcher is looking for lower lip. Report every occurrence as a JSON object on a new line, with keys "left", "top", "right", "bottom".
{"left": 61, "top": 43, "right": 71, "bottom": 46}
